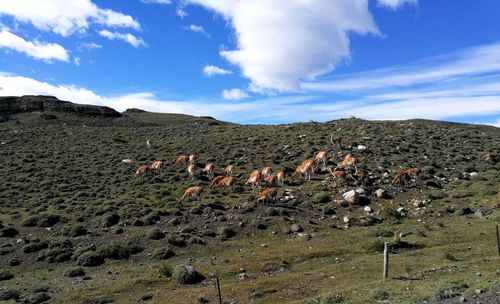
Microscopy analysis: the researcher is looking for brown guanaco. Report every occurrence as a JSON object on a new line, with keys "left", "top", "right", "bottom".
{"left": 203, "top": 163, "right": 215, "bottom": 179}
{"left": 246, "top": 170, "right": 262, "bottom": 191}
{"left": 276, "top": 171, "right": 286, "bottom": 187}
{"left": 335, "top": 153, "right": 359, "bottom": 173}
{"left": 134, "top": 165, "right": 150, "bottom": 177}
{"left": 256, "top": 188, "right": 278, "bottom": 204}
{"left": 263, "top": 175, "right": 276, "bottom": 186}
{"left": 330, "top": 134, "right": 342, "bottom": 151}
{"left": 261, "top": 166, "right": 273, "bottom": 178}
{"left": 315, "top": 151, "right": 328, "bottom": 167}
{"left": 187, "top": 163, "right": 196, "bottom": 180}
{"left": 173, "top": 155, "right": 188, "bottom": 167}
{"left": 180, "top": 186, "right": 203, "bottom": 202}
{"left": 150, "top": 160, "right": 165, "bottom": 174}
{"left": 188, "top": 154, "right": 198, "bottom": 165}
{"left": 215, "top": 176, "right": 236, "bottom": 192}
{"left": 210, "top": 176, "right": 225, "bottom": 189}
{"left": 224, "top": 164, "right": 235, "bottom": 176}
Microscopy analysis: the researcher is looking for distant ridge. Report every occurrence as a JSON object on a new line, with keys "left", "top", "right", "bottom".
{"left": 0, "top": 95, "right": 121, "bottom": 117}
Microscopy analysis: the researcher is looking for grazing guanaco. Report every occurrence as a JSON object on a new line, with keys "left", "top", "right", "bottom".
{"left": 292, "top": 161, "right": 315, "bottom": 181}
{"left": 121, "top": 159, "right": 132, "bottom": 164}
{"left": 188, "top": 154, "right": 198, "bottom": 165}
{"left": 203, "top": 163, "right": 215, "bottom": 179}
{"left": 134, "top": 165, "right": 150, "bottom": 177}
{"left": 327, "top": 166, "right": 347, "bottom": 183}
{"left": 210, "top": 176, "right": 226, "bottom": 188}
{"left": 246, "top": 170, "right": 262, "bottom": 191}
{"left": 180, "top": 186, "right": 203, "bottom": 202}
{"left": 276, "top": 171, "right": 286, "bottom": 187}
{"left": 261, "top": 166, "right": 273, "bottom": 178}
{"left": 263, "top": 175, "right": 276, "bottom": 186}
{"left": 187, "top": 163, "right": 196, "bottom": 180}
{"left": 224, "top": 164, "right": 235, "bottom": 176}
{"left": 146, "top": 138, "right": 151, "bottom": 149}
{"left": 405, "top": 167, "right": 421, "bottom": 178}
{"left": 215, "top": 176, "right": 236, "bottom": 192}
{"left": 392, "top": 170, "right": 410, "bottom": 186}
{"left": 173, "top": 155, "right": 188, "bottom": 167}
{"left": 348, "top": 171, "right": 367, "bottom": 185}
{"left": 335, "top": 153, "right": 359, "bottom": 173}
{"left": 256, "top": 188, "right": 278, "bottom": 204}
{"left": 330, "top": 134, "right": 342, "bottom": 151}
{"left": 150, "top": 160, "right": 165, "bottom": 174}
{"left": 315, "top": 151, "right": 328, "bottom": 167}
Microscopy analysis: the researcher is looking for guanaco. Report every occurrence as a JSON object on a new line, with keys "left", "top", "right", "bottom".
{"left": 134, "top": 165, "right": 150, "bottom": 177}
{"left": 263, "top": 175, "right": 276, "bottom": 186}
{"left": 292, "top": 161, "right": 315, "bottom": 181}
{"left": 150, "top": 160, "right": 165, "bottom": 174}
{"left": 203, "top": 163, "right": 215, "bottom": 179}
{"left": 180, "top": 186, "right": 203, "bottom": 202}
{"left": 335, "top": 153, "right": 359, "bottom": 173}
{"left": 327, "top": 166, "right": 347, "bottom": 183}
{"left": 405, "top": 167, "right": 421, "bottom": 178}
{"left": 210, "top": 176, "right": 225, "bottom": 189}
{"left": 276, "top": 171, "right": 286, "bottom": 187}
{"left": 215, "top": 176, "right": 236, "bottom": 192}
{"left": 246, "top": 170, "right": 262, "bottom": 191}
{"left": 188, "top": 154, "right": 198, "bottom": 165}
{"left": 224, "top": 164, "right": 235, "bottom": 176}
{"left": 173, "top": 155, "right": 188, "bottom": 167}
{"left": 330, "top": 134, "right": 342, "bottom": 151}
{"left": 392, "top": 170, "right": 410, "bottom": 186}
{"left": 187, "top": 163, "right": 196, "bottom": 180}
{"left": 146, "top": 138, "right": 151, "bottom": 149}
{"left": 315, "top": 151, "right": 328, "bottom": 167}
{"left": 261, "top": 166, "right": 273, "bottom": 178}
{"left": 256, "top": 188, "right": 278, "bottom": 204}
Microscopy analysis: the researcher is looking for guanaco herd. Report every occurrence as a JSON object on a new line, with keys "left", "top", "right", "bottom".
{"left": 127, "top": 135, "right": 421, "bottom": 204}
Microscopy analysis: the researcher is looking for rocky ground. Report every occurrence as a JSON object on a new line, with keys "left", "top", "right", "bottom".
{"left": 0, "top": 99, "right": 499, "bottom": 303}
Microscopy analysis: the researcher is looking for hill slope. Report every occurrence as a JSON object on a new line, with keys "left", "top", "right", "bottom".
{"left": 0, "top": 98, "right": 499, "bottom": 303}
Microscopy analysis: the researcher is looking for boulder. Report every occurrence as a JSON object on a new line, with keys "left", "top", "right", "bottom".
{"left": 291, "top": 223, "right": 303, "bottom": 233}
{"left": 171, "top": 265, "right": 205, "bottom": 284}
{"left": 343, "top": 190, "right": 359, "bottom": 205}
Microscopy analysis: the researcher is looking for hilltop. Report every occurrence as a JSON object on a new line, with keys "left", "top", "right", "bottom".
{"left": 0, "top": 96, "right": 499, "bottom": 303}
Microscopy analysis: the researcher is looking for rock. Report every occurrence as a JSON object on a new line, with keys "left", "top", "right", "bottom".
{"left": 217, "top": 227, "right": 236, "bottom": 240}
{"left": 27, "top": 292, "right": 51, "bottom": 304}
{"left": 101, "top": 212, "right": 120, "bottom": 228}
{"left": 343, "top": 216, "right": 351, "bottom": 224}
{"left": 364, "top": 206, "right": 372, "bottom": 213}
{"left": 412, "top": 199, "right": 425, "bottom": 207}
{"left": 458, "top": 207, "right": 473, "bottom": 216}
{"left": 342, "top": 190, "right": 359, "bottom": 205}
{"left": 474, "top": 207, "right": 493, "bottom": 219}
{"left": 357, "top": 145, "right": 367, "bottom": 151}
{"left": 0, "top": 227, "right": 18, "bottom": 238}
{"left": 375, "top": 189, "right": 389, "bottom": 199}
{"left": 0, "top": 270, "right": 14, "bottom": 281}
{"left": 291, "top": 223, "right": 303, "bottom": 233}
{"left": 171, "top": 265, "right": 204, "bottom": 284}
{"left": 355, "top": 188, "right": 365, "bottom": 194}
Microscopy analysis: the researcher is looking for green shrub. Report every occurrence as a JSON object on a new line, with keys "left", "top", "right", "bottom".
{"left": 147, "top": 228, "right": 165, "bottom": 240}
{"left": 64, "top": 267, "right": 85, "bottom": 278}
{"left": 152, "top": 247, "right": 175, "bottom": 260}
{"left": 0, "top": 270, "right": 14, "bottom": 281}
{"left": 77, "top": 251, "right": 105, "bottom": 267}
{"left": 171, "top": 265, "right": 204, "bottom": 284}
{"left": 0, "top": 289, "right": 21, "bottom": 301}
{"left": 158, "top": 263, "right": 172, "bottom": 277}
{"left": 98, "top": 242, "right": 131, "bottom": 260}
{"left": 101, "top": 212, "right": 120, "bottom": 228}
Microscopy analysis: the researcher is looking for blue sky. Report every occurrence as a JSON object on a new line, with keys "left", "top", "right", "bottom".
{"left": 0, "top": 0, "right": 499, "bottom": 125}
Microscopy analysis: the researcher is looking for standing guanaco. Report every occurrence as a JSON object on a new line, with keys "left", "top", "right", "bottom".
{"left": 246, "top": 170, "right": 261, "bottom": 191}
{"left": 188, "top": 154, "right": 198, "bottom": 165}
{"left": 256, "top": 188, "right": 278, "bottom": 204}
{"left": 315, "top": 151, "right": 328, "bottom": 167}
{"left": 173, "top": 155, "right": 188, "bottom": 167}
{"left": 203, "top": 163, "right": 215, "bottom": 179}
{"left": 224, "top": 164, "right": 235, "bottom": 176}
{"left": 276, "top": 171, "right": 286, "bottom": 186}
{"left": 135, "top": 165, "right": 150, "bottom": 177}
{"left": 261, "top": 166, "right": 273, "bottom": 178}
{"left": 187, "top": 163, "right": 196, "bottom": 180}
{"left": 180, "top": 186, "right": 203, "bottom": 202}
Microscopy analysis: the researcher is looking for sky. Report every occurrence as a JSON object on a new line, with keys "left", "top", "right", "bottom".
{"left": 0, "top": 0, "right": 499, "bottom": 125}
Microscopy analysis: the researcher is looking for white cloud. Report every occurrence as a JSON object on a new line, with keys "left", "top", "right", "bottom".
{"left": 187, "top": 24, "right": 210, "bottom": 37}
{"left": 176, "top": 8, "right": 188, "bottom": 18}
{"left": 98, "top": 30, "right": 146, "bottom": 48}
{"left": 203, "top": 65, "right": 232, "bottom": 76}
{"left": 302, "top": 42, "right": 500, "bottom": 92}
{"left": 141, "top": 0, "right": 171, "bottom": 4}
{"left": 0, "top": 0, "right": 140, "bottom": 37}
{"left": 0, "top": 28, "right": 69, "bottom": 62}
{"left": 74, "top": 56, "right": 80, "bottom": 66}
{"left": 377, "top": 0, "right": 418, "bottom": 10}
{"left": 81, "top": 42, "right": 102, "bottom": 50}
{"left": 485, "top": 119, "right": 500, "bottom": 128}
{"left": 186, "top": 0, "right": 380, "bottom": 92}
{"left": 221, "top": 88, "right": 249, "bottom": 100}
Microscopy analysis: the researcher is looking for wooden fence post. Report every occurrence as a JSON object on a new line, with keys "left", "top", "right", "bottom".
{"left": 383, "top": 242, "right": 389, "bottom": 279}
{"left": 496, "top": 225, "right": 499, "bottom": 257}
{"left": 216, "top": 275, "right": 222, "bottom": 304}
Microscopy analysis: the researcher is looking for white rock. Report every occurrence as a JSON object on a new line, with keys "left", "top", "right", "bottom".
{"left": 342, "top": 190, "right": 359, "bottom": 205}
{"left": 343, "top": 216, "right": 351, "bottom": 224}
{"left": 375, "top": 189, "right": 386, "bottom": 198}
{"left": 364, "top": 206, "right": 372, "bottom": 213}
{"left": 470, "top": 172, "right": 478, "bottom": 176}
{"left": 355, "top": 188, "right": 365, "bottom": 194}
{"left": 357, "top": 145, "right": 367, "bottom": 151}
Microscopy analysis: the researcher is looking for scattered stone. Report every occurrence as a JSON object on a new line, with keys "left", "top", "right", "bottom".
{"left": 375, "top": 189, "right": 387, "bottom": 198}
{"left": 364, "top": 206, "right": 373, "bottom": 213}
{"left": 291, "top": 223, "right": 303, "bottom": 233}
{"left": 474, "top": 207, "right": 493, "bottom": 219}
{"left": 101, "top": 212, "right": 120, "bottom": 228}
{"left": 0, "top": 270, "right": 14, "bottom": 281}
{"left": 28, "top": 292, "right": 51, "bottom": 304}
{"left": 343, "top": 216, "right": 351, "bottom": 224}
{"left": 342, "top": 190, "right": 359, "bottom": 205}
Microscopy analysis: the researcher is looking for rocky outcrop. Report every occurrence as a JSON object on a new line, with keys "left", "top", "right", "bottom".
{"left": 0, "top": 95, "right": 121, "bottom": 117}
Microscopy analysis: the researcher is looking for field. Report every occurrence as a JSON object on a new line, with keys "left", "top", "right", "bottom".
{"left": 0, "top": 108, "right": 499, "bottom": 304}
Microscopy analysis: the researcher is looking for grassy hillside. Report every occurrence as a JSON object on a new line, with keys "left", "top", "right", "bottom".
{"left": 0, "top": 109, "right": 499, "bottom": 303}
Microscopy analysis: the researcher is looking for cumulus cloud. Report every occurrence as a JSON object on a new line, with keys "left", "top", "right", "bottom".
{"left": 221, "top": 88, "right": 249, "bottom": 100}
{"left": 0, "top": 28, "right": 69, "bottom": 62}
{"left": 185, "top": 0, "right": 380, "bottom": 92}
{"left": 377, "top": 0, "right": 418, "bottom": 10}
{"left": 203, "top": 65, "right": 232, "bottom": 76}
{"left": 177, "top": 8, "right": 188, "bottom": 18}
{"left": 98, "top": 30, "right": 146, "bottom": 48}
{"left": 0, "top": 0, "right": 140, "bottom": 37}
